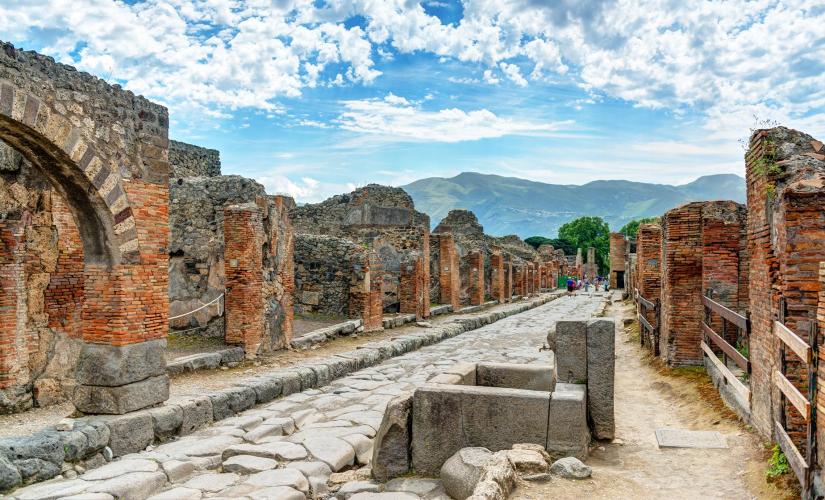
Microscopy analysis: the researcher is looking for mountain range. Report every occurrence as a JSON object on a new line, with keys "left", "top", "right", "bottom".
{"left": 402, "top": 172, "right": 746, "bottom": 238}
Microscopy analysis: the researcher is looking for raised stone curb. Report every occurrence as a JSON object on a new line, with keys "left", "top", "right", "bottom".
{"left": 0, "top": 292, "right": 562, "bottom": 494}
{"left": 166, "top": 347, "right": 245, "bottom": 375}
{"left": 290, "top": 320, "right": 362, "bottom": 350}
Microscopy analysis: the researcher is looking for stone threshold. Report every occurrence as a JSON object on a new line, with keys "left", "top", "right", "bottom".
{"left": 0, "top": 291, "right": 564, "bottom": 494}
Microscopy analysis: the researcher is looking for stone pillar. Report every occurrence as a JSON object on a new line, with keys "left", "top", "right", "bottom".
{"left": 224, "top": 203, "right": 264, "bottom": 358}
{"left": 585, "top": 246, "right": 597, "bottom": 279}
{"left": 490, "top": 248, "right": 505, "bottom": 303}
{"left": 438, "top": 233, "right": 460, "bottom": 310}
{"left": 609, "top": 233, "right": 626, "bottom": 289}
{"left": 468, "top": 251, "right": 484, "bottom": 306}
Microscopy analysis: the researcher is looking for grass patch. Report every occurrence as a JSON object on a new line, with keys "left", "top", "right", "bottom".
{"left": 766, "top": 444, "right": 790, "bottom": 480}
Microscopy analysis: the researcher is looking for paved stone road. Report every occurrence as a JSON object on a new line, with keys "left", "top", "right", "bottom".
{"left": 10, "top": 293, "right": 606, "bottom": 500}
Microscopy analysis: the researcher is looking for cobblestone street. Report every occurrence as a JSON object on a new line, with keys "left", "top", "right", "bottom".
{"left": 9, "top": 293, "right": 606, "bottom": 500}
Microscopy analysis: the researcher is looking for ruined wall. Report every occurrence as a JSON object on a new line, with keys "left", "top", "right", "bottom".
{"left": 659, "top": 201, "right": 747, "bottom": 366}
{"left": 490, "top": 248, "right": 505, "bottom": 302}
{"left": 610, "top": 233, "right": 627, "bottom": 288}
{"left": 435, "top": 232, "right": 460, "bottom": 309}
{"left": 291, "top": 185, "right": 430, "bottom": 314}
{"left": 0, "top": 40, "right": 172, "bottom": 414}
{"left": 467, "top": 251, "right": 485, "bottom": 306}
{"left": 168, "top": 175, "right": 266, "bottom": 336}
{"left": 635, "top": 223, "right": 662, "bottom": 349}
{"left": 169, "top": 140, "right": 221, "bottom": 178}
{"left": 294, "top": 234, "right": 367, "bottom": 317}
{"left": 745, "top": 128, "right": 825, "bottom": 456}
{"left": 0, "top": 146, "right": 84, "bottom": 411}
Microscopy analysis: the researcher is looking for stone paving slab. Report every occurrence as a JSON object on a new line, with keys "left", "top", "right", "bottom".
{"left": 6, "top": 293, "right": 604, "bottom": 500}
{"left": 655, "top": 428, "right": 729, "bottom": 449}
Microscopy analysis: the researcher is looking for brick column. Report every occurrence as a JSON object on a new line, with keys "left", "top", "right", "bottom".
{"left": 224, "top": 203, "right": 264, "bottom": 358}
{"left": 468, "top": 251, "right": 484, "bottom": 306}
{"left": 504, "top": 255, "right": 513, "bottom": 301}
{"left": 400, "top": 253, "right": 427, "bottom": 320}
{"left": 659, "top": 203, "right": 703, "bottom": 365}
{"left": 636, "top": 224, "right": 662, "bottom": 351}
{"left": 490, "top": 249, "right": 505, "bottom": 302}
{"left": 438, "top": 233, "right": 460, "bottom": 310}
{"left": 610, "top": 233, "right": 627, "bottom": 289}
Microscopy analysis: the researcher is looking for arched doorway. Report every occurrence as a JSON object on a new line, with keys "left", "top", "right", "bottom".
{"left": 0, "top": 42, "right": 170, "bottom": 414}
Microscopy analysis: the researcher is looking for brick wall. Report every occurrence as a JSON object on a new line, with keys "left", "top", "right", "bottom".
{"left": 659, "top": 203, "right": 704, "bottom": 365}
{"left": 224, "top": 204, "right": 264, "bottom": 357}
{"left": 0, "top": 219, "right": 27, "bottom": 395}
{"left": 636, "top": 224, "right": 662, "bottom": 350}
{"left": 745, "top": 128, "right": 825, "bottom": 455}
{"left": 44, "top": 195, "right": 83, "bottom": 339}
{"left": 610, "top": 233, "right": 627, "bottom": 289}
{"left": 468, "top": 251, "right": 484, "bottom": 306}
{"left": 504, "top": 255, "right": 513, "bottom": 301}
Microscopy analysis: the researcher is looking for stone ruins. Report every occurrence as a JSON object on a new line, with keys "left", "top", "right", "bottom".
{"left": 1, "top": 40, "right": 825, "bottom": 500}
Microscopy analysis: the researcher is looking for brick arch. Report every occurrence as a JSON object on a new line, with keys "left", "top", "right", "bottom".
{"left": 0, "top": 84, "right": 137, "bottom": 266}
{"left": 0, "top": 41, "right": 171, "bottom": 415}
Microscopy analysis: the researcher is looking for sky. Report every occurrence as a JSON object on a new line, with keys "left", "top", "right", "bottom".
{"left": 2, "top": 0, "right": 824, "bottom": 203}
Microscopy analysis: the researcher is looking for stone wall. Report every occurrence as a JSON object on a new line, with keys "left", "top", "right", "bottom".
{"left": 169, "top": 140, "right": 221, "bottom": 178}
{"left": 291, "top": 185, "right": 430, "bottom": 315}
{"left": 168, "top": 175, "right": 266, "bottom": 336}
{"left": 294, "top": 234, "right": 368, "bottom": 317}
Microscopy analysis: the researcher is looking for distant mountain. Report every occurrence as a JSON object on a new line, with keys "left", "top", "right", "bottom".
{"left": 402, "top": 172, "right": 746, "bottom": 238}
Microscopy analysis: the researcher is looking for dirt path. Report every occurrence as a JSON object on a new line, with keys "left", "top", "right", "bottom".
{"left": 513, "top": 295, "right": 791, "bottom": 500}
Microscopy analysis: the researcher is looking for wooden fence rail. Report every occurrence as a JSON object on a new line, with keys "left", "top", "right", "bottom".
{"left": 773, "top": 296, "right": 817, "bottom": 497}
{"left": 700, "top": 292, "right": 751, "bottom": 404}
{"left": 634, "top": 288, "right": 660, "bottom": 356}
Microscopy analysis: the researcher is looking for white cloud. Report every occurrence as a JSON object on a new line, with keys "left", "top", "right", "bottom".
{"left": 2, "top": 0, "right": 822, "bottom": 141}
{"left": 331, "top": 93, "right": 571, "bottom": 143}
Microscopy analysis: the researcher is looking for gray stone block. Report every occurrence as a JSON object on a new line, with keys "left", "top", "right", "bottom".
{"left": 274, "top": 371, "right": 302, "bottom": 397}
{"left": 0, "top": 453, "right": 21, "bottom": 491}
{"left": 75, "top": 340, "right": 167, "bottom": 387}
{"left": 58, "top": 429, "right": 90, "bottom": 462}
{"left": 476, "top": 363, "right": 555, "bottom": 391}
{"left": 72, "top": 375, "right": 170, "bottom": 414}
{"left": 293, "top": 366, "right": 317, "bottom": 391}
{"left": 12, "top": 458, "right": 60, "bottom": 482}
{"left": 209, "top": 387, "right": 256, "bottom": 421}
{"left": 555, "top": 321, "right": 588, "bottom": 383}
{"left": 412, "top": 386, "right": 464, "bottom": 476}
{"left": 440, "top": 447, "right": 492, "bottom": 500}
{"left": 443, "top": 363, "right": 477, "bottom": 385}
{"left": 0, "top": 430, "right": 65, "bottom": 466}
{"left": 220, "top": 347, "right": 246, "bottom": 365}
{"left": 586, "top": 319, "right": 615, "bottom": 440}
{"left": 546, "top": 384, "right": 589, "bottom": 460}
{"left": 149, "top": 404, "right": 183, "bottom": 440}
{"left": 245, "top": 377, "right": 283, "bottom": 404}
{"left": 76, "top": 419, "right": 110, "bottom": 453}
{"left": 305, "top": 364, "right": 332, "bottom": 387}
{"left": 103, "top": 412, "right": 154, "bottom": 457}
{"left": 371, "top": 392, "right": 413, "bottom": 482}
{"left": 178, "top": 396, "right": 213, "bottom": 435}
{"left": 457, "top": 386, "right": 550, "bottom": 453}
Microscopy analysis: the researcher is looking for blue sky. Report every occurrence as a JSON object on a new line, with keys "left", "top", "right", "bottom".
{"left": 2, "top": 0, "right": 823, "bottom": 202}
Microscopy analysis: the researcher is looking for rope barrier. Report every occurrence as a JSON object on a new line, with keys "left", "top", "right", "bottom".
{"left": 169, "top": 293, "right": 224, "bottom": 321}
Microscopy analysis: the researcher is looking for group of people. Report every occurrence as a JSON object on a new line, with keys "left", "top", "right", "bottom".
{"left": 565, "top": 275, "right": 609, "bottom": 294}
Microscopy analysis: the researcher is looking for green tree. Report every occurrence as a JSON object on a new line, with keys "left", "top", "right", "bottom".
{"left": 618, "top": 217, "right": 660, "bottom": 240}
{"left": 558, "top": 216, "right": 610, "bottom": 274}
{"left": 549, "top": 238, "right": 576, "bottom": 255}
{"left": 524, "top": 236, "right": 552, "bottom": 250}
